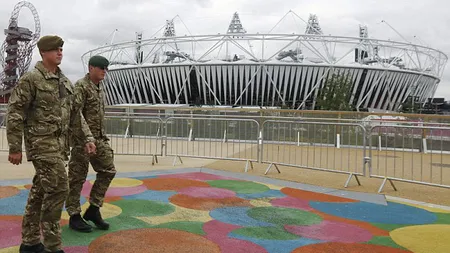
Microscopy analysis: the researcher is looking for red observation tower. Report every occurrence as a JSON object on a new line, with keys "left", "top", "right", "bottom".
{"left": 0, "top": 1, "right": 40, "bottom": 104}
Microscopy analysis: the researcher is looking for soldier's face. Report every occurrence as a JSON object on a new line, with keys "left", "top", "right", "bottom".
{"left": 90, "top": 66, "right": 107, "bottom": 81}
{"left": 42, "top": 47, "right": 63, "bottom": 65}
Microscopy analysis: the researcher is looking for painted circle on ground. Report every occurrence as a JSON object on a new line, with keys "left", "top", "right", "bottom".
{"left": 0, "top": 220, "right": 22, "bottom": 248}
{"left": 247, "top": 207, "right": 322, "bottom": 226}
{"left": 0, "top": 186, "right": 19, "bottom": 199}
{"left": 88, "top": 228, "right": 221, "bottom": 253}
{"left": 285, "top": 220, "right": 373, "bottom": 243}
{"left": 143, "top": 178, "right": 210, "bottom": 191}
{"left": 90, "top": 178, "right": 143, "bottom": 188}
{"left": 390, "top": 224, "right": 450, "bottom": 253}
{"left": 170, "top": 194, "right": 252, "bottom": 211}
{"left": 178, "top": 187, "right": 236, "bottom": 199}
{"left": 292, "top": 242, "right": 412, "bottom": 252}
{"left": 207, "top": 180, "right": 269, "bottom": 194}
{"left": 61, "top": 202, "right": 122, "bottom": 220}
{"left": 309, "top": 201, "right": 437, "bottom": 224}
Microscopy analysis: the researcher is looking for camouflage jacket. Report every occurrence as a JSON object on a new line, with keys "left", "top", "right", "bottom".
{"left": 6, "top": 61, "right": 94, "bottom": 161}
{"left": 71, "top": 73, "right": 108, "bottom": 145}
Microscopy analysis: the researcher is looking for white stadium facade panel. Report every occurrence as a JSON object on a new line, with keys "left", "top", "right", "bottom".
{"left": 103, "top": 63, "right": 438, "bottom": 111}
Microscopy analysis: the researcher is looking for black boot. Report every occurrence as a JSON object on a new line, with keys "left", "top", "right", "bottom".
{"left": 44, "top": 250, "right": 65, "bottom": 253}
{"left": 19, "top": 242, "right": 44, "bottom": 253}
{"left": 69, "top": 213, "right": 93, "bottom": 232}
{"left": 83, "top": 205, "right": 109, "bottom": 230}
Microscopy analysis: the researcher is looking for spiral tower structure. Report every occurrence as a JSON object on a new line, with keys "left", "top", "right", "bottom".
{"left": 0, "top": 1, "right": 40, "bottom": 103}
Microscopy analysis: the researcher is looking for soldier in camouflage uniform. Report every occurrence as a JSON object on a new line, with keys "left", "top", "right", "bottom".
{"left": 65, "top": 55, "right": 117, "bottom": 232}
{"left": 6, "top": 35, "right": 96, "bottom": 253}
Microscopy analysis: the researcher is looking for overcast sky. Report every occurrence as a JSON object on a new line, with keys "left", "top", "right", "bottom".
{"left": 1, "top": 0, "right": 449, "bottom": 99}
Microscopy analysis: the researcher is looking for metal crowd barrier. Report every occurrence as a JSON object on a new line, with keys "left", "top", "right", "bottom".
{"left": 164, "top": 117, "right": 260, "bottom": 169}
{"left": 104, "top": 115, "right": 164, "bottom": 164}
{"left": 369, "top": 125, "right": 450, "bottom": 192}
{"left": 261, "top": 120, "right": 368, "bottom": 187}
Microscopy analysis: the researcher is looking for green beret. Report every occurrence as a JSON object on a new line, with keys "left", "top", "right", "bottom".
{"left": 88, "top": 55, "right": 109, "bottom": 68}
{"left": 37, "top": 35, "right": 64, "bottom": 51}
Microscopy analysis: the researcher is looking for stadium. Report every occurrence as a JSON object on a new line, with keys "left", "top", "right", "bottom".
{"left": 81, "top": 11, "right": 448, "bottom": 112}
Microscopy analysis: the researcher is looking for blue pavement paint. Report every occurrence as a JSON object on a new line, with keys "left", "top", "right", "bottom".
{"left": 209, "top": 207, "right": 274, "bottom": 227}
{"left": 0, "top": 179, "right": 31, "bottom": 186}
{"left": 237, "top": 189, "right": 286, "bottom": 199}
{"left": 229, "top": 233, "right": 322, "bottom": 253}
{"left": 0, "top": 190, "right": 28, "bottom": 215}
{"left": 310, "top": 200, "right": 438, "bottom": 224}
{"left": 0, "top": 189, "right": 87, "bottom": 215}
{"left": 122, "top": 190, "right": 176, "bottom": 203}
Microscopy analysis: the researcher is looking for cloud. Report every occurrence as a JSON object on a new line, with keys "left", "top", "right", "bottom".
{"left": 0, "top": 0, "right": 449, "bottom": 100}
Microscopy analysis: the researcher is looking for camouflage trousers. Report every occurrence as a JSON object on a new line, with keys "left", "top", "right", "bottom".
{"left": 65, "top": 140, "right": 116, "bottom": 216}
{"left": 22, "top": 157, "right": 68, "bottom": 252}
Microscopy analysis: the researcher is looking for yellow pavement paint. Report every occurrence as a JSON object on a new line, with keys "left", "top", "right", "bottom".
{"left": 12, "top": 185, "right": 26, "bottom": 190}
{"left": 0, "top": 246, "right": 19, "bottom": 253}
{"left": 61, "top": 202, "right": 122, "bottom": 220}
{"left": 137, "top": 205, "right": 212, "bottom": 225}
{"left": 259, "top": 182, "right": 283, "bottom": 190}
{"left": 390, "top": 224, "right": 450, "bottom": 253}
{"left": 250, "top": 198, "right": 275, "bottom": 207}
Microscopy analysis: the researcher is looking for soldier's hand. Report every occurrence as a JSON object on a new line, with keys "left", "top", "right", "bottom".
{"left": 84, "top": 142, "right": 96, "bottom": 155}
{"left": 8, "top": 152, "right": 22, "bottom": 165}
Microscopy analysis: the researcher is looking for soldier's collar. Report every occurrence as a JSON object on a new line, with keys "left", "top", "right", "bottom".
{"left": 86, "top": 73, "right": 102, "bottom": 90}
{"left": 35, "top": 61, "right": 62, "bottom": 80}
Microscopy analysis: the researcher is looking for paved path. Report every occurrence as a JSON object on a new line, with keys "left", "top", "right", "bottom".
{"left": 1, "top": 168, "right": 449, "bottom": 253}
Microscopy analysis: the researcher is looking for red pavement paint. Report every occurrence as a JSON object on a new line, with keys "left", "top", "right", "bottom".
{"left": 203, "top": 220, "right": 267, "bottom": 253}
{"left": 271, "top": 196, "right": 313, "bottom": 211}
{"left": 0, "top": 220, "right": 21, "bottom": 248}
{"left": 285, "top": 220, "right": 373, "bottom": 243}
{"left": 179, "top": 186, "right": 236, "bottom": 199}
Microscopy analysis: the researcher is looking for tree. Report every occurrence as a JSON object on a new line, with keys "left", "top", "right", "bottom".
{"left": 315, "top": 72, "right": 354, "bottom": 111}
{"left": 400, "top": 96, "right": 420, "bottom": 113}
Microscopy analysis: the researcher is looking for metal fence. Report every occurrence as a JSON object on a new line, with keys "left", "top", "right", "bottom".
{"left": 368, "top": 125, "right": 450, "bottom": 192}
{"left": 261, "top": 120, "right": 367, "bottom": 187}
{"left": 164, "top": 117, "right": 260, "bottom": 167}
{"left": 2, "top": 110, "right": 450, "bottom": 192}
{"left": 104, "top": 115, "right": 164, "bottom": 164}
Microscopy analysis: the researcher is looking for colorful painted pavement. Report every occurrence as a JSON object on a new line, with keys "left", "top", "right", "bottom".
{"left": 1, "top": 170, "right": 450, "bottom": 252}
